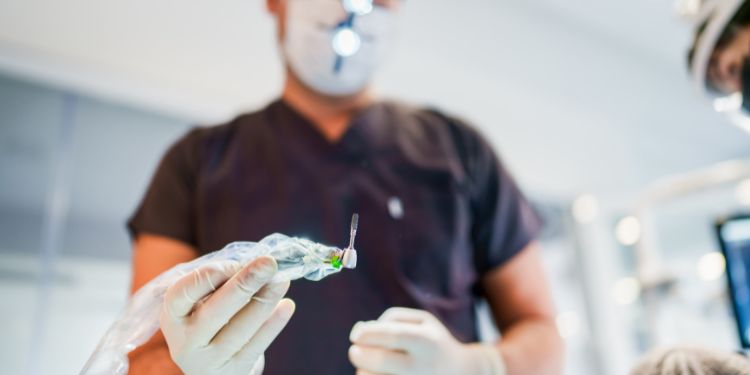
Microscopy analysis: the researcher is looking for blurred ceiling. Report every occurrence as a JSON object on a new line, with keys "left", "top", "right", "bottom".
{"left": 0, "top": 0, "right": 748, "bottom": 200}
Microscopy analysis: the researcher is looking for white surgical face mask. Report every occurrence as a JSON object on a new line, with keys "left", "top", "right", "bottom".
{"left": 283, "top": 0, "right": 394, "bottom": 96}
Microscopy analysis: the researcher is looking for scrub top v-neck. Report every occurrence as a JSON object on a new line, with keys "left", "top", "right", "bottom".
{"left": 128, "top": 98, "right": 541, "bottom": 375}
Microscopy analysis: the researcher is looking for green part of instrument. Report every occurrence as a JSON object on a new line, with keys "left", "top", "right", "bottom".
{"left": 331, "top": 255, "right": 342, "bottom": 269}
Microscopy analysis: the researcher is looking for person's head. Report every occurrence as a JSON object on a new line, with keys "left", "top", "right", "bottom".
{"left": 706, "top": 24, "right": 750, "bottom": 94}
{"left": 631, "top": 346, "right": 750, "bottom": 375}
{"left": 685, "top": 0, "right": 750, "bottom": 129}
{"left": 265, "top": 0, "right": 401, "bottom": 99}
{"left": 689, "top": 1, "right": 750, "bottom": 95}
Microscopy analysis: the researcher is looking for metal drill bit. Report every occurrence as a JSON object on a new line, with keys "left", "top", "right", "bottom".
{"left": 348, "top": 213, "right": 359, "bottom": 250}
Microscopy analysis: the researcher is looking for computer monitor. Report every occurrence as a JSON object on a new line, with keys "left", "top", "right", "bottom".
{"left": 716, "top": 214, "right": 750, "bottom": 349}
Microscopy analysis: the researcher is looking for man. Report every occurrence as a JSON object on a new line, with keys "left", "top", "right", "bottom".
{"left": 127, "top": 0, "right": 563, "bottom": 374}
{"left": 690, "top": 0, "right": 750, "bottom": 96}
{"left": 689, "top": 0, "right": 750, "bottom": 115}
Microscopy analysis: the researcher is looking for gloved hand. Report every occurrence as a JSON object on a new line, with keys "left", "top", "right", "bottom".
{"left": 160, "top": 255, "right": 295, "bottom": 375}
{"left": 348, "top": 307, "right": 506, "bottom": 375}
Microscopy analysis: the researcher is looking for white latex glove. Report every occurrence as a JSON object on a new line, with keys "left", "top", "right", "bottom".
{"left": 349, "top": 307, "right": 506, "bottom": 375}
{"left": 160, "top": 255, "right": 295, "bottom": 375}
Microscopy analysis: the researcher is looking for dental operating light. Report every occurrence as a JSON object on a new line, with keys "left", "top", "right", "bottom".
{"left": 342, "top": 0, "right": 374, "bottom": 15}
{"left": 332, "top": 27, "right": 361, "bottom": 57}
{"left": 332, "top": 0, "right": 373, "bottom": 61}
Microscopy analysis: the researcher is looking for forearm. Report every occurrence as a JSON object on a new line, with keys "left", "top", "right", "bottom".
{"left": 496, "top": 317, "right": 563, "bottom": 375}
{"left": 128, "top": 235, "right": 196, "bottom": 375}
{"left": 127, "top": 331, "right": 181, "bottom": 375}
{"left": 481, "top": 244, "right": 563, "bottom": 375}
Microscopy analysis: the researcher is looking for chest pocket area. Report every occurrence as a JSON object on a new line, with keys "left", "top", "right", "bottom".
{"left": 390, "top": 163, "right": 476, "bottom": 307}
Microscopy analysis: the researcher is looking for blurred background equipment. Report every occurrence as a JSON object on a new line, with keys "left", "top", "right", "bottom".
{"left": 2, "top": 1, "right": 750, "bottom": 375}
{"left": 599, "top": 160, "right": 750, "bottom": 361}
{"left": 716, "top": 214, "right": 750, "bottom": 350}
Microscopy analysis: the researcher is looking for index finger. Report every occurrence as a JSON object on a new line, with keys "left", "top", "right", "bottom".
{"left": 188, "top": 256, "right": 278, "bottom": 345}
{"left": 163, "top": 260, "right": 242, "bottom": 320}
{"left": 378, "top": 307, "right": 437, "bottom": 325}
{"left": 349, "top": 321, "right": 430, "bottom": 352}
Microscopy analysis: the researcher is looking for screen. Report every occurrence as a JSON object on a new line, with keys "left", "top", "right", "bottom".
{"left": 718, "top": 216, "right": 750, "bottom": 348}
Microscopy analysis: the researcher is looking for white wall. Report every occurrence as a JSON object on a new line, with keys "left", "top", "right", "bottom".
{"left": 0, "top": 74, "right": 190, "bottom": 375}
{"left": 1, "top": 0, "right": 748, "bottom": 200}
{"left": 0, "top": 74, "right": 189, "bottom": 259}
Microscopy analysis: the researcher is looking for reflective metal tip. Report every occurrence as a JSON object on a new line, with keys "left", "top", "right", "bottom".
{"left": 351, "top": 213, "right": 359, "bottom": 231}
{"left": 346, "top": 213, "right": 359, "bottom": 253}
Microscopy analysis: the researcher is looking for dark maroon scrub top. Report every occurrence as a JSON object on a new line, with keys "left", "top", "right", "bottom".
{"left": 128, "top": 99, "right": 541, "bottom": 374}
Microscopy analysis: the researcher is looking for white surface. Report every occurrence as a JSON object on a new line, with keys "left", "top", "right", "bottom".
{"left": 0, "top": 253, "right": 130, "bottom": 375}
{"left": 0, "top": 0, "right": 281, "bottom": 121}
{"left": 0, "top": 74, "right": 189, "bottom": 224}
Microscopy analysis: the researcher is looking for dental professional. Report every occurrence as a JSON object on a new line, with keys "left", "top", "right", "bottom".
{"left": 126, "top": 0, "right": 563, "bottom": 374}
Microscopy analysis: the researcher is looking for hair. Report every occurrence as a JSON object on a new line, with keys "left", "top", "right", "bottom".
{"left": 630, "top": 346, "right": 750, "bottom": 375}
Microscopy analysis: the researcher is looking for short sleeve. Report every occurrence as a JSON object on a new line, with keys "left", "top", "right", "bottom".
{"left": 127, "top": 129, "right": 201, "bottom": 246}
{"left": 443, "top": 117, "right": 542, "bottom": 275}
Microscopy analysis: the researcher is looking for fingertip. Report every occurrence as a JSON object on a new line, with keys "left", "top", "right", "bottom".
{"left": 348, "top": 345, "right": 372, "bottom": 370}
{"left": 348, "top": 344, "right": 362, "bottom": 362}
{"left": 350, "top": 321, "right": 364, "bottom": 342}
{"left": 277, "top": 298, "right": 296, "bottom": 320}
{"left": 349, "top": 320, "right": 380, "bottom": 343}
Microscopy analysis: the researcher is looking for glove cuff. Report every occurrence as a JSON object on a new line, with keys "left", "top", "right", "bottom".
{"left": 467, "top": 343, "right": 507, "bottom": 375}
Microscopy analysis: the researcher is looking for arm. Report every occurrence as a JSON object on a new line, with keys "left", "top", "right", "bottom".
{"left": 127, "top": 233, "right": 199, "bottom": 375}
{"left": 483, "top": 241, "right": 563, "bottom": 375}
{"left": 130, "top": 234, "right": 199, "bottom": 293}
{"left": 347, "top": 242, "right": 564, "bottom": 375}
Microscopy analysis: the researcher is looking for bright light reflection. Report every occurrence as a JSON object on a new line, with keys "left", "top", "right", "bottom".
{"left": 556, "top": 311, "right": 581, "bottom": 339}
{"left": 736, "top": 178, "right": 750, "bottom": 206}
{"left": 572, "top": 194, "right": 599, "bottom": 224}
{"left": 615, "top": 216, "right": 641, "bottom": 246}
{"left": 342, "top": 0, "right": 373, "bottom": 15}
{"left": 713, "top": 92, "right": 743, "bottom": 113}
{"left": 612, "top": 277, "right": 641, "bottom": 305}
{"left": 332, "top": 28, "right": 361, "bottom": 57}
{"left": 697, "top": 252, "right": 726, "bottom": 282}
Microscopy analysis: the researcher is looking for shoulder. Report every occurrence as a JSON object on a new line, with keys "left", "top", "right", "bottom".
{"left": 382, "top": 101, "right": 495, "bottom": 168}
{"left": 187, "top": 107, "right": 270, "bottom": 149}
{"left": 167, "top": 104, "right": 273, "bottom": 168}
{"left": 385, "top": 101, "right": 487, "bottom": 144}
